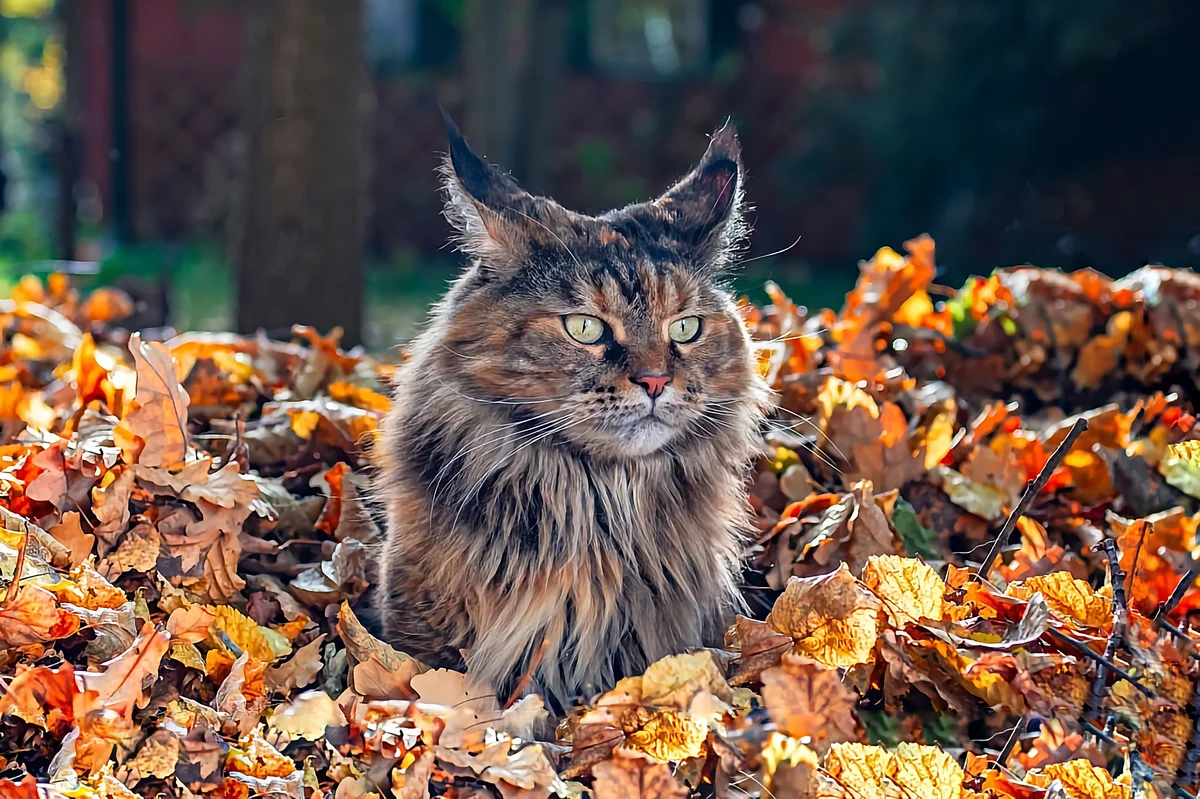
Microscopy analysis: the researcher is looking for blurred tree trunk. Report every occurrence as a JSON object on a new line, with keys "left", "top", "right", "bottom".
{"left": 234, "top": 0, "right": 366, "bottom": 346}
{"left": 512, "top": 0, "right": 568, "bottom": 194}
{"left": 462, "top": 0, "right": 565, "bottom": 190}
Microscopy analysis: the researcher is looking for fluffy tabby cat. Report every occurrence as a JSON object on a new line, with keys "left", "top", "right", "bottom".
{"left": 375, "top": 114, "right": 771, "bottom": 706}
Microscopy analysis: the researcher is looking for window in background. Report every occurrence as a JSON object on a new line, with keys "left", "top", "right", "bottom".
{"left": 589, "top": 0, "right": 710, "bottom": 77}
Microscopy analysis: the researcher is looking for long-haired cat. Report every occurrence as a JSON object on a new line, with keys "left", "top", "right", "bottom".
{"left": 375, "top": 113, "right": 771, "bottom": 706}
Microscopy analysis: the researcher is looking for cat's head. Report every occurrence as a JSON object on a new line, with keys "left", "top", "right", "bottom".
{"left": 430, "top": 113, "right": 766, "bottom": 459}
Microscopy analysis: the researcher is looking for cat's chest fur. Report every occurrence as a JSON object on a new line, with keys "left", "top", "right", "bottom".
{"left": 378, "top": 423, "right": 747, "bottom": 704}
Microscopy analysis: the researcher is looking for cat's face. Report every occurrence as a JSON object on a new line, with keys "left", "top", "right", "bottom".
{"left": 432, "top": 116, "right": 761, "bottom": 458}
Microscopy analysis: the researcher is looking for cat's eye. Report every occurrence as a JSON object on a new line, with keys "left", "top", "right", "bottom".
{"left": 563, "top": 314, "right": 607, "bottom": 345}
{"left": 669, "top": 316, "right": 703, "bottom": 344}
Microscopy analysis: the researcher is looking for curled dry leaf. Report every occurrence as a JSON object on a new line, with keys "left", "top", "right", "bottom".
{"left": 860, "top": 554, "right": 948, "bottom": 626}
{"left": 0, "top": 583, "right": 80, "bottom": 647}
{"left": 1007, "top": 571, "right": 1113, "bottom": 629}
{"left": 114, "top": 333, "right": 190, "bottom": 469}
{"left": 1025, "top": 759, "right": 1130, "bottom": 799}
{"left": 337, "top": 601, "right": 426, "bottom": 700}
{"left": 767, "top": 563, "right": 884, "bottom": 668}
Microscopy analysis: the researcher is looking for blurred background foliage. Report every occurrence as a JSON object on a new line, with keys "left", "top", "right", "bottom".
{"left": 0, "top": 0, "right": 1195, "bottom": 351}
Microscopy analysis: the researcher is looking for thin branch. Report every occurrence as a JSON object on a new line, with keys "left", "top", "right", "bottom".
{"left": 1046, "top": 628, "right": 1153, "bottom": 698}
{"left": 993, "top": 715, "right": 1026, "bottom": 770}
{"left": 1156, "top": 564, "right": 1200, "bottom": 622}
{"left": 1089, "top": 538, "right": 1129, "bottom": 724}
{"left": 975, "top": 417, "right": 1088, "bottom": 582}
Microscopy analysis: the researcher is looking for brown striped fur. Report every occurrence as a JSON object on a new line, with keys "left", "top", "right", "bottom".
{"left": 375, "top": 116, "right": 771, "bottom": 706}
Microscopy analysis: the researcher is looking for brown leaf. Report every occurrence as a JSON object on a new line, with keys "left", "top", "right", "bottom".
{"left": 114, "top": 332, "right": 190, "bottom": 468}
{"left": 215, "top": 651, "right": 268, "bottom": 736}
{"left": 91, "top": 468, "right": 134, "bottom": 552}
{"left": 591, "top": 754, "right": 689, "bottom": 799}
{"left": 336, "top": 601, "right": 426, "bottom": 700}
{"left": 49, "top": 510, "right": 94, "bottom": 569}
{"left": 761, "top": 654, "right": 858, "bottom": 752}
{"left": 265, "top": 633, "right": 326, "bottom": 692}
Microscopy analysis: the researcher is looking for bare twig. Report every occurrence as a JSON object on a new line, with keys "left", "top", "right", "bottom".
{"left": 1156, "top": 564, "right": 1200, "bottom": 622}
{"left": 993, "top": 716, "right": 1026, "bottom": 770}
{"left": 1089, "top": 537, "right": 1129, "bottom": 724}
{"left": 975, "top": 417, "right": 1088, "bottom": 582}
{"left": 1046, "top": 628, "right": 1153, "bottom": 698}
{"left": 2, "top": 523, "right": 30, "bottom": 606}
{"left": 504, "top": 637, "right": 550, "bottom": 709}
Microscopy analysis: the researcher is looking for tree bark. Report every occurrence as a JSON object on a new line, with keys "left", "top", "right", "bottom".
{"left": 234, "top": 0, "right": 366, "bottom": 346}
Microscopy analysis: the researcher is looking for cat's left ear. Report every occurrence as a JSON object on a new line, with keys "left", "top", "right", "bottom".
{"left": 653, "top": 122, "right": 747, "bottom": 266}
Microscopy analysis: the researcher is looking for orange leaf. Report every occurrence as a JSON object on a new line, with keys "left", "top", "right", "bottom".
{"left": 0, "top": 584, "right": 80, "bottom": 647}
{"left": 114, "top": 332, "right": 190, "bottom": 468}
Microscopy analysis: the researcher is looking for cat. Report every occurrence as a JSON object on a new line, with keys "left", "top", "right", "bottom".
{"left": 374, "top": 112, "right": 771, "bottom": 708}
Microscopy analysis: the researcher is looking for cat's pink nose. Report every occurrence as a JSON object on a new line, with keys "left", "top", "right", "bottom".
{"left": 630, "top": 373, "right": 671, "bottom": 399}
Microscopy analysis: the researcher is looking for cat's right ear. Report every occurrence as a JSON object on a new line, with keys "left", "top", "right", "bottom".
{"left": 438, "top": 110, "right": 530, "bottom": 267}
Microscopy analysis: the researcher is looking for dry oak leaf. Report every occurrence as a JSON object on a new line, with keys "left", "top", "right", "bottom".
{"left": 48, "top": 510, "right": 94, "bottom": 569}
{"left": 79, "top": 623, "right": 171, "bottom": 721}
{"left": 1025, "top": 760, "right": 1130, "bottom": 799}
{"left": 860, "top": 554, "right": 948, "bottom": 626}
{"left": 337, "top": 601, "right": 427, "bottom": 700}
{"left": 114, "top": 332, "right": 190, "bottom": 468}
{"left": 1007, "top": 571, "right": 1113, "bottom": 629}
{"left": 434, "top": 739, "right": 557, "bottom": 792}
{"left": 216, "top": 651, "right": 269, "bottom": 736}
{"left": 265, "top": 633, "right": 327, "bottom": 692}
{"left": 591, "top": 754, "right": 688, "bottom": 799}
{"left": 760, "top": 653, "right": 857, "bottom": 752}
{"left": 0, "top": 583, "right": 80, "bottom": 647}
{"left": 767, "top": 563, "right": 883, "bottom": 668}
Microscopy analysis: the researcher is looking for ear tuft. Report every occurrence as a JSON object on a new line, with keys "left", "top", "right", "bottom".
{"left": 437, "top": 108, "right": 529, "bottom": 266}
{"left": 651, "top": 122, "right": 748, "bottom": 268}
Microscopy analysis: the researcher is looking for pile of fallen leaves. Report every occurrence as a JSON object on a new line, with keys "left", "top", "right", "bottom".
{"left": 4, "top": 242, "right": 1200, "bottom": 799}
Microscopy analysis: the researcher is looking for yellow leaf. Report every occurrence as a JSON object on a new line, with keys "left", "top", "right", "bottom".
{"left": 328, "top": 381, "right": 392, "bottom": 413}
{"left": 1167, "top": 440, "right": 1200, "bottom": 468}
{"left": 861, "top": 554, "right": 948, "bottom": 625}
{"left": 638, "top": 651, "right": 732, "bottom": 715}
{"left": 1007, "top": 571, "right": 1112, "bottom": 629}
{"left": 1025, "top": 759, "right": 1130, "bottom": 799}
{"left": 624, "top": 710, "right": 709, "bottom": 762}
{"left": 768, "top": 564, "right": 883, "bottom": 668}
{"left": 824, "top": 742, "right": 967, "bottom": 799}
{"left": 169, "top": 640, "right": 207, "bottom": 671}
{"left": 889, "top": 742, "right": 968, "bottom": 799}
{"left": 227, "top": 732, "right": 299, "bottom": 780}
{"left": 289, "top": 409, "right": 321, "bottom": 440}
{"left": 208, "top": 604, "right": 284, "bottom": 662}
{"left": 824, "top": 743, "right": 895, "bottom": 799}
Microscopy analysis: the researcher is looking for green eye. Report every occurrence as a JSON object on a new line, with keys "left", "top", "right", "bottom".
{"left": 564, "top": 314, "right": 607, "bottom": 344}
{"left": 669, "top": 316, "right": 702, "bottom": 343}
